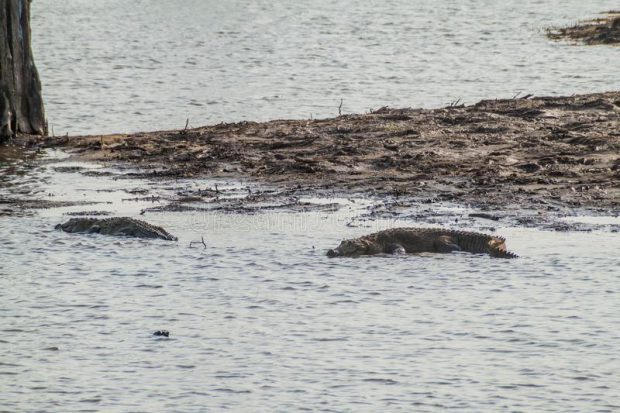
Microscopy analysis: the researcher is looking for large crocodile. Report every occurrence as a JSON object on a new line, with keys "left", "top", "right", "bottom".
{"left": 327, "top": 227, "right": 518, "bottom": 259}
{"left": 55, "top": 217, "right": 178, "bottom": 241}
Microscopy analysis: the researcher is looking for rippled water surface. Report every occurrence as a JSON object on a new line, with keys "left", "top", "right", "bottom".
{"left": 2, "top": 152, "right": 620, "bottom": 412}
{"left": 33, "top": 0, "right": 620, "bottom": 135}
{"left": 3, "top": 1, "right": 620, "bottom": 412}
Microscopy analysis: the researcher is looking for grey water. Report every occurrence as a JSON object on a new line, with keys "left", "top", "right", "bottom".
{"left": 2, "top": 1, "right": 620, "bottom": 412}
{"left": 33, "top": 0, "right": 620, "bottom": 135}
{"left": 1, "top": 153, "right": 620, "bottom": 412}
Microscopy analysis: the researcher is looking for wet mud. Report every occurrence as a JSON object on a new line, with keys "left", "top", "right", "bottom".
{"left": 547, "top": 12, "right": 620, "bottom": 45}
{"left": 0, "top": 145, "right": 101, "bottom": 216}
{"left": 6, "top": 91, "right": 620, "bottom": 229}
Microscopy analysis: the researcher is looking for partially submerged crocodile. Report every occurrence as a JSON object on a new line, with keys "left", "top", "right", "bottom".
{"left": 327, "top": 228, "right": 518, "bottom": 259}
{"left": 55, "top": 217, "right": 178, "bottom": 241}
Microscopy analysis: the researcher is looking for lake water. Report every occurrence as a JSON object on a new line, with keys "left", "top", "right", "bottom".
{"left": 32, "top": 0, "right": 620, "bottom": 135}
{"left": 2, "top": 1, "right": 620, "bottom": 412}
{"left": 1, "top": 150, "right": 619, "bottom": 412}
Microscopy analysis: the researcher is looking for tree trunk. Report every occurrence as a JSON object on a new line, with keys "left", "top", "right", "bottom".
{"left": 0, "top": 0, "right": 45, "bottom": 143}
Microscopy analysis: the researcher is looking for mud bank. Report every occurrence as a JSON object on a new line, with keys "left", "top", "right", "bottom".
{"left": 17, "top": 91, "right": 620, "bottom": 221}
{"left": 547, "top": 12, "right": 620, "bottom": 45}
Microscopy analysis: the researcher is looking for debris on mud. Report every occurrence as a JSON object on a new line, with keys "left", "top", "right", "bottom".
{"left": 547, "top": 12, "right": 620, "bottom": 45}
{"left": 0, "top": 198, "right": 100, "bottom": 216}
{"left": 26, "top": 91, "right": 619, "bottom": 218}
{"left": 64, "top": 210, "right": 112, "bottom": 216}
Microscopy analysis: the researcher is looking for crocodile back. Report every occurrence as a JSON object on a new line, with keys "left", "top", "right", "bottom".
{"left": 56, "top": 217, "right": 177, "bottom": 241}
{"left": 368, "top": 227, "right": 518, "bottom": 258}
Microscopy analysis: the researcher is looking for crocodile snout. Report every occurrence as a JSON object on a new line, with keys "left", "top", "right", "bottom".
{"left": 326, "top": 249, "right": 339, "bottom": 258}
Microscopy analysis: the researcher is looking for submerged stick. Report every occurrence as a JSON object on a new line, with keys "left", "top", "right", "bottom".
{"left": 189, "top": 236, "right": 207, "bottom": 249}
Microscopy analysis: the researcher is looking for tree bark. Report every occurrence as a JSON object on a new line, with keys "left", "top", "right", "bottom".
{"left": 0, "top": 0, "right": 45, "bottom": 143}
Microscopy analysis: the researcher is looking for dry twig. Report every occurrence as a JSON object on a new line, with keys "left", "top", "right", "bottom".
{"left": 190, "top": 236, "right": 207, "bottom": 249}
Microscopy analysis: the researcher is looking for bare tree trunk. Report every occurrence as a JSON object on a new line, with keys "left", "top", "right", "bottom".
{"left": 0, "top": 0, "right": 45, "bottom": 143}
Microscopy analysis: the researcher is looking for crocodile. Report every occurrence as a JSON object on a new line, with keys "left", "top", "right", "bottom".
{"left": 327, "top": 227, "right": 518, "bottom": 259}
{"left": 55, "top": 217, "right": 178, "bottom": 241}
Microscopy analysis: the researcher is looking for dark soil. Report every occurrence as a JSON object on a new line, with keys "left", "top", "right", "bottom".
{"left": 18, "top": 91, "right": 620, "bottom": 218}
{"left": 547, "top": 12, "right": 620, "bottom": 45}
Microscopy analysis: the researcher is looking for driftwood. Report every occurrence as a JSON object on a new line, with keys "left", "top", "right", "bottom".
{"left": 0, "top": 0, "right": 45, "bottom": 143}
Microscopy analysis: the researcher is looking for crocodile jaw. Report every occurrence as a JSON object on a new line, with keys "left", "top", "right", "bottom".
{"left": 326, "top": 249, "right": 339, "bottom": 258}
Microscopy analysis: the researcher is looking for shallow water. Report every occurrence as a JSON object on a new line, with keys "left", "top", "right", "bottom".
{"left": 3, "top": 1, "right": 620, "bottom": 411}
{"left": 33, "top": 0, "right": 620, "bottom": 135}
{"left": 2, "top": 152, "right": 620, "bottom": 412}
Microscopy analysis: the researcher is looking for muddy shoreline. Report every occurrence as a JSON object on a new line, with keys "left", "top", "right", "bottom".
{"left": 547, "top": 11, "right": 620, "bottom": 45}
{"left": 7, "top": 91, "right": 620, "bottom": 226}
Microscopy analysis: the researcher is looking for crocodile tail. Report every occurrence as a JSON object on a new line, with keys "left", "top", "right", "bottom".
{"left": 487, "top": 237, "right": 518, "bottom": 259}
{"left": 455, "top": 231, "right": 498, "bottom": 255}
{"left": 489, "top": 246, "right": 519, "bottom": 259}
